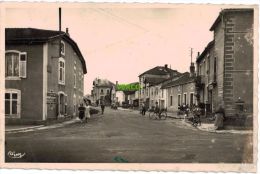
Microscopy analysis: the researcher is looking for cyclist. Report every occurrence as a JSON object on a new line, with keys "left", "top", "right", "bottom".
{"left": 154, "top": 102, "right": 161, "bottom": 119}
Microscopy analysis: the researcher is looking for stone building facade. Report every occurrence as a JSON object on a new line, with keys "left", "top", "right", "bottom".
{"left": 196, "top": 8, "right": 254, "bottom": 116}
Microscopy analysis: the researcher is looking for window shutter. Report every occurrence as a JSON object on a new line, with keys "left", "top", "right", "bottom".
{"left": 17, "top": 91, "right": 21, "bottom": 117}
{"left": 19, "top": 52, "right": 27, "bottom": 78}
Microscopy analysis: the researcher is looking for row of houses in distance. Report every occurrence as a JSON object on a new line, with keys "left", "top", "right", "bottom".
{"left": 90, "top": 78, "right": 139, "bottom": 107}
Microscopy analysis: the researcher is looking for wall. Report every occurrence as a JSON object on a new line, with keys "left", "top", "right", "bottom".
{"left": 213, "top": 18, "right": 225, "bottom": 108}
{"left": 167, "top": 82, "right": 196, "bottom": 112}
{"left": 5, "top": 44, "right": 44, "bottom": 121}
{"left": 222, "top": 10, "right": 253, "bottom": 115}
{"left": 47, "top": 38, "right": 84, "bottom": 119}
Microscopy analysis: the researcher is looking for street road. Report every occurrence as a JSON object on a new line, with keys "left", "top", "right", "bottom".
{"left": 5, "top": 108, "right": 253, "bottom": 163}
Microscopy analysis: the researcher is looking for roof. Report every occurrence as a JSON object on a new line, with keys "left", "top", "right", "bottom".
{"left": 6, "top": 28, "right": 87, "bottom": 74}
{"left": 210, "top": 8, "right": 254, "bottom": 31}
{"left": 196, "top": 40, "right": 214, "bottom": 63}
{"left": 139, "top": 66, "right": 178, "bottom": 77}
{"left": 161, "top": 72, "right": 195, "bottom": 89}
{"left": 144, "top": 77, "right": 168, "bottom": 86}
{"left": 94, "top": 79, "right": 115, "bottom": 88}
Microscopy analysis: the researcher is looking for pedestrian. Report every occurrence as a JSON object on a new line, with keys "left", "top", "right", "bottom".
{"left": 100, "top": 100, "right": 105, "bottom": 114}
{"left": 78, "top": 103, "right": 86, "bottom": 122}
{"left": 141, "top": 102, "right": 146, "bottom": 115}
{"left": 85, "top": 100, "right": 91, "bottom": 123}
{"left": 214, "top": 104, "right": 225, "bottom": 130}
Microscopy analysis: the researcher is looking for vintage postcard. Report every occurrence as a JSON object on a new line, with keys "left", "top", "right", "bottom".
{"left": 0, "top": 2, "right": 258, "bottom": 172}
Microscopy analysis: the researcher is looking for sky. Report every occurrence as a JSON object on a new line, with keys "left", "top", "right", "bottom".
{"left": 5, "top": 4, "right": 223, "bottom": 94}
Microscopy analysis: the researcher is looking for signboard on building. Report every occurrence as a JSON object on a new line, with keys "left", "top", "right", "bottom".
{"left": 47, "top": 92, "right": 57, "bottom": 104}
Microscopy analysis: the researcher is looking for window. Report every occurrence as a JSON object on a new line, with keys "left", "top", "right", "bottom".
{"left": 60, "top": 40, "right": 65, "bottom": 56}
{"left": 64, "top": 94, "right": 68, "bottom": 115}
{"left": 73, "top": 94, "right": 76, "bottom": 116}
{"left": 161, "top": 90, "right": 164, "bottom": 98}
{"left": 107, "top": 89, "right": 109, "bottom": 95}
{"left": 5, "top": 51, "right": 27, "bottom": 79}
{"left": 58, "top": 58, "right": 65, "bottom": 84}
{"left": 155, "top": 88, "right": 158, "bottom": 96}
{"left": 190, "top": 93, "right": 194, "bottom": 106}
{"left": 101, "top": 89, "right": 104, "bottom": 95}
{"left": 74, "top": 66, "right": 76, "bottom": 88}
{"left": 183, "top": 93, "right": 187, "bottom": 105}
{"left": 5, "top": 89, "right": 21, "bottom": 117}
{"left": 178, "top": 94, "right": 181, "bottom": 106}
{"left": 58, "top": 92, "right": 66, "bottom": 116}
{"left": 214, "top": 57, "right": 217, "bottom": 81}
{"left": 170, "top": 96, "right": 173, "bottom": 106}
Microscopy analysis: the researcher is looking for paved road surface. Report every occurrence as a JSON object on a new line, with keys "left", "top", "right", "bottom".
{"left": 5, "top": 108, "right": 253, "bottom": 163}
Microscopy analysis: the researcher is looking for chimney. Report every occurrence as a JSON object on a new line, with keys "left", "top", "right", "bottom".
{"left": 164, "top": 64, "right": 168, "bottom": 69}
{"left": 59, "top": 7, "right": 61, "bottom": 31}
{"left": 66, "top": 28, "right": 70, "bottom": 37}
{"left": 197, "top": 52, "right": 200, "bottom": 57}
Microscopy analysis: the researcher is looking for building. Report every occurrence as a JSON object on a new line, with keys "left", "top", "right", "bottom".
{"left": 138, "top": 64, "right": 180, "bottom": 108}
{"left": 196, "top": 41, "right": 217, "bottom": 113}
{"left": 113, "top": 82, "right": 139, "bottom": 107}
{"left": 162, "top": 63, "right": 196, "bottom": 112}
{"left": 5, "top": 28, "right": 87, "bottom": 124}
{"left": 92, "top": 78, "right": 115, "bottom": 105}
{"left": 123, "top": 82, "right": 139, "bottom": 108}
{"left": 197, "top": 8, "right": 254, "bottom": 116}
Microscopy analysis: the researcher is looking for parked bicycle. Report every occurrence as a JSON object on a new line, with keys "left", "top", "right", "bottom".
{"left": 149, "top": 108, "right": 167, "bottom": 120}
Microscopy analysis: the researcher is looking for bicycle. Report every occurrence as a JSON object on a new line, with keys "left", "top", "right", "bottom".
{"left": 149, "top": 108, "right": 167, "bottom": 120}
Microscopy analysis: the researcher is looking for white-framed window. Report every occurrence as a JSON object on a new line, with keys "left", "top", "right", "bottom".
{"left": 183, "top": 93, "right": 187, "bottom": 105}
{"left": 170, "top": 96, "right": 173, "bottom": 106}
{"left": 60, "top": 40, "right": 65, "bottom": 56}
{"left": 58, "top": 91, "right": 67, "bottom": 116}
{"left": 190, "top": 93, "right": 194, "bottom": 106}
{"left": 161, "top": 89, "right": 164, "bottom": 98}
{"left": 5, "top": 50, "right": 27, "bottom": 79}
{"left": 5, "top": 89, "right": 21, "bottom": 118}
{"left": 58, "top": 57, "right": 65, "bottom": 85}
{"left": 178, "top": 94, "right": 181, "bottom": 106}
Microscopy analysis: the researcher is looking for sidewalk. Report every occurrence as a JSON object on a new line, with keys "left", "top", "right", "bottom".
{"left": 176, "top": 119, "right": 253, "bottom": 134}
{"left": 5, "top": 118, "right": 79, "bottom": 134}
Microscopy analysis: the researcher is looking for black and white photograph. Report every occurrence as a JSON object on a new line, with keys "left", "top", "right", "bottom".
{"left": 0, "top": 1, "right": 258, "bottom": 172}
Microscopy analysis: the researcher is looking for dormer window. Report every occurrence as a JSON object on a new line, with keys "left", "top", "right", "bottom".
{"left": 60, "top": 40, "right": 65, "bottom": 56}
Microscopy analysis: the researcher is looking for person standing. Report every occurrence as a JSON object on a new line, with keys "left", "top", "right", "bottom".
{"left": 100, "top": 100, "right": 105, "bottom": 114}
{"left": 85, "top": 101, "right": 91, "bottom": 123}
{"left": 141, "top": 102, "right": 146, "bottom": 116}
{"left": 78, "top": 103, "right": 86, "bottom": 123}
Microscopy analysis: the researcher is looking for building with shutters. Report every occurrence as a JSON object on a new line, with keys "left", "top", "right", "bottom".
{"left": 5, "top": 28, "right": 87, "bottom": 124}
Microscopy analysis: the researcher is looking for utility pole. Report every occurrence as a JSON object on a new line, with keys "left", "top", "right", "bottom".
{"left": 190, "top": 47, "right": 193, "bottom": 63}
